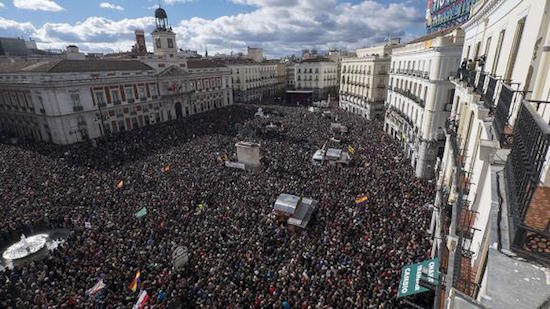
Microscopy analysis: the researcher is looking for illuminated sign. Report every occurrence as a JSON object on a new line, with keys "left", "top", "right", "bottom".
{"left": 426, "top": 0, "right": 478, "bottom": 33}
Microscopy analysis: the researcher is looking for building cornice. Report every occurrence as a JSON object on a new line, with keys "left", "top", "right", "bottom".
{"left": 462, "top": 0, "right": 501, "bottom": 29}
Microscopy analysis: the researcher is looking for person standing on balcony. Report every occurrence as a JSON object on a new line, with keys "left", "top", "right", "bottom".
{"left": 467, "top": 59, "right": 476, "bottom": 71}
{"left": 460, "top": 59, "right": 467, "bottom": 79}
{"left": 476, "top": 55, "right": 486, "bottom": 72}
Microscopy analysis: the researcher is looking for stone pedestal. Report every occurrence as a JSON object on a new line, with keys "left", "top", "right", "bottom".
{"left": 236, "top": 141, "right": 261, "bottom": 169}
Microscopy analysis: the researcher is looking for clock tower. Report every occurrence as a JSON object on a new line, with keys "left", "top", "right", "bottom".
{"left": 152, "top": 6, "right": 177, "bottom": 57}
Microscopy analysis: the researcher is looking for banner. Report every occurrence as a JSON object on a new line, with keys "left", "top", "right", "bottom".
{"left": 225, "top": 161, "right": 246, "bottom": 170}
{"left": 397, "top": 258, "right": 439, "bottom": 298}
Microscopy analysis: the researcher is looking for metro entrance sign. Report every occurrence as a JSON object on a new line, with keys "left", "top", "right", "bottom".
{"left": 397, "top": 258, "right": 439, "bottom": 298}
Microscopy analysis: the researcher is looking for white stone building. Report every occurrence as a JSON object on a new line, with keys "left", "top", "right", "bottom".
{"left": 224, "top": 59, "right": 285, "bottom": 103}
{"left": 385, "top": 28, "right": 463, "bottom": 179}
{"left": 295, "top": 58, "right": 338, "bottom": 101}
{"left": 0, "top": 7, "right": 233, "bottom": 145}
{"left": 429, "top": 1, "right": 550, "bottom": 308}
{"left": 339, "top": 42, "right": 395, "bottom": 120}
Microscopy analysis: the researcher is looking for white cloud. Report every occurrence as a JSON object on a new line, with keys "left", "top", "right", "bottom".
{"left": 0, "top": 2, "right": 5, "bottom": 8}
{"left": 164, "top": 0, "right": 195, "bottom": 5}
{"left": 13, "top": 0, "right": 63, "bottom": 12}
{"left": 0, "top": 17, "right": 36, "bottom": 33}
{"left": 0, "top": 1, "right": 424, "bottom": 57}
{"left": 100, "top": 2, "right": 124, "bottom": 11}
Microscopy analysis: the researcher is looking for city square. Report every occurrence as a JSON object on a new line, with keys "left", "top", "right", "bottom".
{"left": 0, "top": 104, "right": 435, "bottom": 307}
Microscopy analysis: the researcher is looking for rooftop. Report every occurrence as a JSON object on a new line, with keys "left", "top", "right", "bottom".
{"left": 407, "top": 26, "right": 459, "bottom": 45}
{"left": 187, "top": 59, "right": 226, "bottom": 69}
{"left": 0, "top": 59, "right": 153, "bottom": 73}
{"left": 301, "top": 58, "right": 333, "bottom": 63}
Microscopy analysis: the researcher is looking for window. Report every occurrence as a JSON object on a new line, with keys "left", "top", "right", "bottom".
{"left": 150, "top": 84, "right": 158, "bottom": 97}
{"left": 474, "top": 41, "right": 481, "bottom": 59}
{"left": 110, "top": 89, "right": 120, "bottom": 103}
{"left": 125, "top": 87, "right": 134, "bottom": 101}
{"left": 138, "top": 86, "right": 146, "bottom": 99}
{"left": 95, "top": 91, "right": 106, "bottom": 105}
{"left": 167, "top": 38, "right": 174, "bottom": 49}
{"left": 492, "top": 30, "right": 506, "bottom": 75}
{"left": 156, "top": 38, "right": 161, "bottom": 49}
{"left": 70, "top": 93, "right": 80, "bottom": 106}
{"left": 484, "top": 36, "right": 492, "bottom": 60}
{"left": 504, "top": 18, "right": 526, "bottom": 81}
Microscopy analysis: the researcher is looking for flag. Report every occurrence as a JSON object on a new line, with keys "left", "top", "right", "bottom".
{"left": 161, "top": 164, "right": 171, "bottom": 173}
{"left": 354, "top": 194, "right": 368, "bottom": 205}
{"left": 86, "top": 279, "right": 106, "bottom": 296}
{"left": 135, "top": 207, "right": 147, "bottom": 219}
{"left": 129, "top": 270, "right": 140, "bottom": 292}
{"left": 348, "top": 145, "right": 355, "bottom": 155}
{"left": 133, "top": 290, "right": 149, "bottom": 309}
{"left": 116, "top": 180, "right": 124, "bottom": 189}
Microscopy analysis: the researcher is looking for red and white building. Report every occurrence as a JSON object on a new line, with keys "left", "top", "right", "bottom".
{"left": 0, "top": 7, "right": 232, "bottom": 145}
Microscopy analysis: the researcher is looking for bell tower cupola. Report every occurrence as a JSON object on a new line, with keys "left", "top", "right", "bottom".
{"left": 152, "top": 6, "right": 177, "bottom": 57}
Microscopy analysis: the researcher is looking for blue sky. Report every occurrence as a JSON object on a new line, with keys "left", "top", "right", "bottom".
{"left": 0, "top": 0, "right": 428, "bottom": 57}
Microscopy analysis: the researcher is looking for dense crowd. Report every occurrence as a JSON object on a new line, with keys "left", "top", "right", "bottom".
{"left": 0, "top": 104, "right": 434, "bottom": 308}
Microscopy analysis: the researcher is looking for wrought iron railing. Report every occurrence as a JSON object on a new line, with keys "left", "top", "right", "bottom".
{"left": 493, "top": 83, "right": 514, "bottom": 145}
{"left": 467, "top": 70, "right": 476, "bottom": 88}
{"left": 475, "top": 72, "right": 486, "bottom": 95}
{"left": 506, "top": 101, "right": 550, "bottom": 264}
{"left": 507, "top": 101, "right": 550, "bottom": 223}
{"left": 483, "top": 76, "right": 497, "bottom": 112}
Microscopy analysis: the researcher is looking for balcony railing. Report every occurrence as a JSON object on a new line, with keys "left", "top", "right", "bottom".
{"left": 507, "top": 101, "right": 550, "bottom": 224}
{"left": 483, "top": 76, "right": 497, "bottom": 112}
{"left": 73, "top": 105, "right": 84, "bottom": 112}
{"left": 475, "top": 72, "right": 486, "bottom": 95}
{"left": 493, "top": 83, "right": 515, "bottom": 146}
{"left": 506, "top": 100, "right": 550, "bottom": 264}
{"left": 391, "top": 87, "right": 425, "bottom": 108}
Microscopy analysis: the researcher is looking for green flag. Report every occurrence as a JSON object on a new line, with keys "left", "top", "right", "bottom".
{"left": 135, "top": 207, "right": 147, "bottom": 218}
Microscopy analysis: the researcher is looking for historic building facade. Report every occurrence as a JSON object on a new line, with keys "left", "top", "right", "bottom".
{"left": 224, "top": 59, "right": 285, "bottom": 103}
{"left": 339, "top": 42, "right": 396, "bottom": 120}
{"left": 429, "top": 0, "right": 550, "bottom": 308}
{"left": 385, "top": 28, "right": 463, "bottom": 179}
{"left": 0, "top": 7, "right": 232, "bottom": 145}
{"left": 295, "top": 58, "right": 338, "bottom": 101}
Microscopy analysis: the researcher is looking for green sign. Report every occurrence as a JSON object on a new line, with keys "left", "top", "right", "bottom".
{"left": 397, "top": 258, "right": 439, "bottom": 298}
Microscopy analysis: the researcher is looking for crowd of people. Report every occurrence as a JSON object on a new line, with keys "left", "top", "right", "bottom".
{"left": 0, "top": 104, "right": 435, "bottom": 308}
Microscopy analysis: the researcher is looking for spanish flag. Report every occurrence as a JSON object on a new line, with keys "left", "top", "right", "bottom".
{"left": 116, "top": 180, "right": 124, "bottom": 189}
{"left": 161, "top": 164, "right": 171, "bottom": 173}
{"left": 348, "top": 145, "right": 355, "bottom": 155}
{"left": 129, "top": 270, "right": 140, "bottom": 292}
{"left": 354, "top": 194, "right": 368, "bottom": 205}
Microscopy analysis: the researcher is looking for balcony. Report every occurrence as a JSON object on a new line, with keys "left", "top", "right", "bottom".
{"left": 506, "top": 100, "right": 550, "bottom": 264}
{"left": 40, "top": 108, "right": 45, "bottom": 114}
{"left": 391, "top": 87, "right": 425, "bottom": 108}
{"left": 127, "top": 98, "right": 135, "bottom": 104}
{"left": 387, "top": 105, "right": 414, "bottom": 128}
{"left": 98, "top": 102, "right": 107, "bottom": 108}
{"left": 140, "top": 97, "right": 147, "bottom": 102}
{"left": 73, "top": 105, "right": 84, "bottom": 112}
{"left": 493, "top": 83, "right": 516, "bottom": 147}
